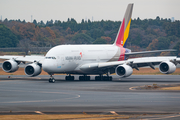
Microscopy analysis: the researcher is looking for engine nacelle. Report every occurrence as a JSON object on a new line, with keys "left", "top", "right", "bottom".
{"left": 2, "top": 60, "right": 19, "bottom": 73}
{"left": 115, "top": 64, "right": 133, "bottom": 77}
{"left": 159, "top": 61, "right": 176, "bottom": 74}
{"left": 25, "top": 63, "right": 42, "bottom": 77}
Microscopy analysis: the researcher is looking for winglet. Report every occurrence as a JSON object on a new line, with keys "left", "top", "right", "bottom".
{"left": 113, "top": 3, "right": 133, "bottom": 48}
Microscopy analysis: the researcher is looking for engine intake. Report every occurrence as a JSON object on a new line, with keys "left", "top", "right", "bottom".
{"left": 115, "top": 64, "right": 133, "bottom": 77}
{"left": 25, "top": 63, "right": 41, "bottom": 77}
{"left": 159, "top": 61, "right": 176, "bottom": 74}
{"left": 2, "top": 60, "right": 19, "bottom": 73}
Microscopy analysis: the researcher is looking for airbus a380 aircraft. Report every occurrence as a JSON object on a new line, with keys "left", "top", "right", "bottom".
{"left": 0, "top": 4, "right": 180, "bottom": 83}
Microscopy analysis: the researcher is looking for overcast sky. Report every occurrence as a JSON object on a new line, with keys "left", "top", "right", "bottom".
{"left": 0, "top": 0, "right": 179, "bottom": 23}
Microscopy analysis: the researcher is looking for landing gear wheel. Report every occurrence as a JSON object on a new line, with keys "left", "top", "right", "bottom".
{"left": 49, "top": 78, "right": 52, "bottom": 83}
{"left": 52, "top": 78, "right": 55, "bottom": 83}
{"left": 86, "top": 76, "right": 90, "bottom": 81}
{"left": 65, "top": 76, "right": 75, "bottom": 81}
{"left": 79, "top": 76, "right": 90, "bottom": 81}
{"left": 95, "top": 76, "right": 101, "bottom": 81}
{"left": 103, "top": 76, "right": 112, "bottom": 81}
{"left": 79, "top": 76, "right": 83, "bottom": 81}
{"left": 109, "top": 76, "right": 112, "bottom": 81}
{"left": 49, "top": 77, "right": 55, "bottom": 83}
{"left": 95, "top": 76, "right": 112, "bottom": 81}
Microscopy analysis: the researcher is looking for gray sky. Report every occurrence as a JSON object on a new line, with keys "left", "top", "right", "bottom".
{"left": 0, "top": 0, "right": 179, "bottom": 23}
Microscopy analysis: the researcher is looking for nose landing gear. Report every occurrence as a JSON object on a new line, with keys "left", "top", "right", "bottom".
{"left": 49, "top": 74, "right": 55, "bottom": 83}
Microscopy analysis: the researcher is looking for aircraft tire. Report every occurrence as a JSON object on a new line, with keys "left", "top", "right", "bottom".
{"left": 95, "top": 76, "right": 101, "bottom": 81}
{"left": 87, "top": 76, "right": 90, "bottom": 81}
{"left": 95, "top": 76, "right": 112, "bottom": 81}
{"left": 109, "top": 76, "right": 112, "bottom": 81}
{"left": 79, "top": 76, "right": 83, "bottom": 81}
{"left": 71, "top": 76, "right": 74, "bottom": 81}
{"left": 103, "top": 76, "right": 112, "bottom": 81}
{"left": 66, "top": 76, "right": 74, "bottom": 81}
{"left": 49, "top": 78, "right": 55, "bottom": 83}
{"left": 52, "top": 78, "right": 55, "bottom": 83}
{"left": 49, "top": 78, "right": 52, "bottom": 83}
{"left": 79, "top": 76, "right": 90, "bottom": 81}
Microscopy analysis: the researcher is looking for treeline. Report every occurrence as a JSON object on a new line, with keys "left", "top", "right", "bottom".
{"left": 0, "top": 16, "right": 180, "bottom": 56}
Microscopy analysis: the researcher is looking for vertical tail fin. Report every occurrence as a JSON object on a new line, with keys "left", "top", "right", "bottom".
{"left": 113, "top": 3, "right": 133, "bottom": 48}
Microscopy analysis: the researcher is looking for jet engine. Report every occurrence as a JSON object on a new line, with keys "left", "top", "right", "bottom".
{"left": 115, "top": 64, "right": 133, "bottom": 77}
{"left": 25, "top": 63, "right": 42, "bottom": 77}
{"left": 2, "top": 60, "right": 19, "bottom": 73}
{"left": 159, "top": 61, "right": 176, "bottom": 74}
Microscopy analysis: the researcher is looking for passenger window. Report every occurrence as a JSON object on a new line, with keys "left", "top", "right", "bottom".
{"left": 45, "top": 57, "right": 56, "bottom": 59}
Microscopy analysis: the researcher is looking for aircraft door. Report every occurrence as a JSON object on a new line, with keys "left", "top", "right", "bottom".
{"left": 61, "top": 56, "right": 65, "bottom": 65}
{"left": 57, "top": 55, "right": 65, "bottom": 67}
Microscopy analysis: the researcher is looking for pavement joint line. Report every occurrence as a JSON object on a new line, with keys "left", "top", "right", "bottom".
{"left": 34, "top": 111, "right": 44, "bottom": 114}
{"left": 146, "top": 114, "right": 180, "bottom": 120}
{"left": 110, "top": 111, "right": 118, "bottom": 115}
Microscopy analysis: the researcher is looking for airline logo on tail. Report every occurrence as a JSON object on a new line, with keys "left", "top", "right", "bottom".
{"left": 114, "top": 4, "right": 133, "bottom": 48}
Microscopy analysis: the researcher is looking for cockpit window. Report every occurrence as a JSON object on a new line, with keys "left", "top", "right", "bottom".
{"left": 45, "top": 57, "right": 56, "bottom": 59}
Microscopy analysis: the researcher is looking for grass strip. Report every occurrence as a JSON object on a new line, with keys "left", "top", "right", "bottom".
{"left": 0, "top": 114, "right": 131, "bottom": 120}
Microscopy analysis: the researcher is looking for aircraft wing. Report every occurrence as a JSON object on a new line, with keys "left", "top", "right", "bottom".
{"left": 100, "top": 56, "right": 179, "bottom": 68}
{"left": 80, "top": 56, "right": 180, "bottom": 71}
{"left": 0, "top": 55, "right": 45, "bottom": 63}
{"left": 125, "top": 49, "right": 176, "bottom": 56}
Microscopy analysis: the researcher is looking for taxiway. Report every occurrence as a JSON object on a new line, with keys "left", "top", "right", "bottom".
{"left": 0, "top": 75, "right": 180, "bottom": 119}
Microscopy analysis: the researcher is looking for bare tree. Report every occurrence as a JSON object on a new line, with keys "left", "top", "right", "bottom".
{"left": 18, "top": 38, "right": 31, "bottom": 55}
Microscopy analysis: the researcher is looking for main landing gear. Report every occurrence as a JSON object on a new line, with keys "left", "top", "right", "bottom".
{"left": 95, "top": 74, "right": 112, "bottom": 81}
{"left": 49, "top": 74, "right": 55, "bottom": 83}
{"left": 65, "top": 75, "right": 74, "bottom": 81}
{"left": 65, "top": 74, "right": 91, "bottom": 81}
{"left": 79, "top": 75, "right": 90, "bottom": 81}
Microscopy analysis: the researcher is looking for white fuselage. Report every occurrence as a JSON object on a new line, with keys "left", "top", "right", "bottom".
{"left": 42, "top": 44, "right": 123, "bottom": 74}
